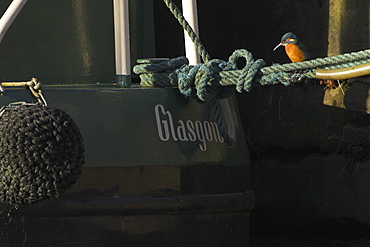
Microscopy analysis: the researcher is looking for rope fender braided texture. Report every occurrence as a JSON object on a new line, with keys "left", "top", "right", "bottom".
{"left": 0, "top": 104, "right": 84, "bottom": 207}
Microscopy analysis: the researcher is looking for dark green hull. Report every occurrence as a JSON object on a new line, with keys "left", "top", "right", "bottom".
{"left": 0, "top": 87, "right": 254, "bottom": 246}
{"left": 0, "top": 1, "right": 256, "bottom": 245}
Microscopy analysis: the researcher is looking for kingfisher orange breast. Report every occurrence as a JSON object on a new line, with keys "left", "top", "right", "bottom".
{"left": 285, "top": 43, "right": 307, "bottom": 62}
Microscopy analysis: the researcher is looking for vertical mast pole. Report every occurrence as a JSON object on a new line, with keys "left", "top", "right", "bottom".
{"left": 182, "top": 0, "right": 201, "bottom": 65}
{"left": 113, "top": 0, "right": 131, "bottom": 87}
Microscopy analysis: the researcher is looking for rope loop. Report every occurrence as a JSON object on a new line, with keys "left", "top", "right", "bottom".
{"left": 227, "top": 49, "right": 266, "bottom": 92}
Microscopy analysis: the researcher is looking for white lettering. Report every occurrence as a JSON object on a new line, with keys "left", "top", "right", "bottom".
{"left": 186, "top": 120, "right": 196, "bottom": 141}
{"left": 203, "top": 121, "right": 213, "bottom": 142}
{"left": 210, "top": 122, "right": 224, "bottom": 143}
{"left": 155, "top": 104, "right": 170, "bottom": 141}
{"left": 177, "top": 120, "right": 189, "bottom": 141}
{"left": 166, "top": 110, "right": 178, "bottom": 141}
{"left": 195, "top": 120, "right": 206, "bottom": 151}
{"left": 154, "top": 104, "right": 228, "bottom": 151}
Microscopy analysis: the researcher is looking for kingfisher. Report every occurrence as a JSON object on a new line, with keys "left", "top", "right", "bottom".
{"left": 273, "top": 32, "right": 310, "bottom": 62}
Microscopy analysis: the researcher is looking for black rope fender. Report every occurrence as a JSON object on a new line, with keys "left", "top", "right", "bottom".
{"left": 0, "top": 102, "right": 84, "bottom": 207}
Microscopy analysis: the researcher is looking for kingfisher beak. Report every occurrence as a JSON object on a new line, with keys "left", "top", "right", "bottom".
{"left": 273, "top": 42, "right": 283, "bottom": 51}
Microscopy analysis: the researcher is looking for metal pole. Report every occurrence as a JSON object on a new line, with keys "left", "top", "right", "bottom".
{"left": 0, "top": 0, "right": 28, "bottom": 44}
{"left": 182, "top": 0, "right": 201, "bottom": 65}
{"left": 113, "top": 0, "right": 131, "bottom": 87}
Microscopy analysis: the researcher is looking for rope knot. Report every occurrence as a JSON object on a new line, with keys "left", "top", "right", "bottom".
{"left": 177, "top": 59, "right": 237, "bottom": 102}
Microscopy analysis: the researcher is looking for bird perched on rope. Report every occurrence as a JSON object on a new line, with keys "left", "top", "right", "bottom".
{"left": 273, "top": 32, "right": 310, "bottom": 62}
{"left": 274, "top": 32, "right": 344, "bottom": 91}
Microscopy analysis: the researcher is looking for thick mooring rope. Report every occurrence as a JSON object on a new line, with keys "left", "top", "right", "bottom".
{"left": 222, "top": 49, "right": 370, "bottom": 92}
{"left": 152, "top": 0, "right": 370, "bottom": 102}
{"left": 134, "top": 48, "right": 370, "bottom": 102}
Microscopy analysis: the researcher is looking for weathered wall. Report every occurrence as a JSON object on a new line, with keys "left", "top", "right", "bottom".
{"left": 328, "top": 0, "right": 369, "bottom": 56}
